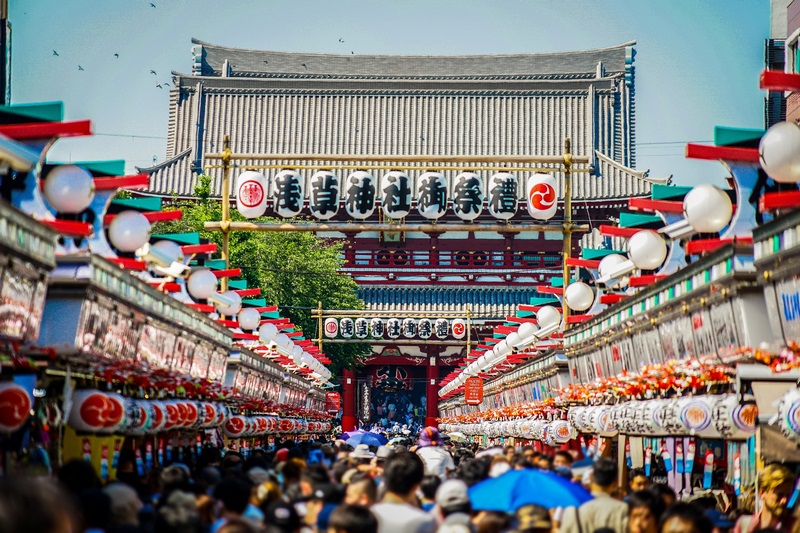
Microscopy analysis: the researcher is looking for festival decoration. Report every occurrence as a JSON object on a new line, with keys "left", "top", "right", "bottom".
{"left": 416, "top": 171, "right": 448, "bottom": 219}
{"left": 452, "top": 172, "right": 484, "bottom": 220}
{"left": 759, "top": 121, "right": 800, "bottom": 183}
{"left": 564, "top": 282, "right": 594, "bottom": 312}
{"left": 683, "top": 184, "right": 732, "bottom": 234}
{"left": 0, "top": 381, "right": 33, "bottom": 433}
{"left": 488, "top": 173, "right": 518, "bottom": 220}
{"left": 273, "top": 170, "right": 305, "bottom": 218}
{"left": 526, "top": 173, "right": 557, "bottom": 220}
{"left": 42, "top": 165, "right": 96, "bottom": 214}
{"left": 309, "top": 170, "right": 340, "bottom": 220}
{"left": 236, "top": 171, "right": 268, "bottom": 219}
{"left": 344, "top": 171, "right": 377, "bottom": 219}
{"left": 380, "top": 171, "right": 412, "bottom": 219}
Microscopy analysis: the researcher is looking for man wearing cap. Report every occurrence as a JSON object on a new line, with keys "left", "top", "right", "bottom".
{"left": 434, "top": 479, "right": 474, "bottom": 531}
{"left": 415, "top": 427, "right": 455, "bottom": 480}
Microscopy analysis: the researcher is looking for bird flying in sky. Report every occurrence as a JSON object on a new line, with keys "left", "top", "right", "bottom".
{"left": 156, "top": 84, "right": 163, "bottom": 89}
{"left": 78, "top": 65, "right": 84, "bottom": 71}
{"left": 114, "top": 53, "right": 119, "bottom": 58}
{"left": 339, "top": 38, "right": 344, "bottom": 43}
{"left": 150, "top": 70, "right": 157, "bottom": 75}
{"left": 52, "top": 50, "right": 59, "bottom": 56}
{"left": 149, "top": 2, "right": 156, "bottom": 7}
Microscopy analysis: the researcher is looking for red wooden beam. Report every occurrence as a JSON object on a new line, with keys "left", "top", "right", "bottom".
{"left": 212, "top": 268, "right": 242, "bottom": 278}
{"left": 760, "top": 69, "right": 800, "bottom": 92}
{"left": 39, "top": 219, "right": 92, "bottom": 236}
{"left": 506, "top": 316, "right": 538, "bottom": 324}
{"left": 233, "top": 332, "right": 259, "bottom": 340}
{"left": 0, "top": 119, "right": 92, "bottom": 140}
{"left": 93, "top": 174, "right": 150, "bottom": 191}
{"left": 628, "top": 198, "right": 684, "bottom": 214}
{"left": 536, "top": 286, "right": 563, "bottom": 295}
{"left": 104, "top": 210, "right": 182, "bottom": 225}
{"left": 566, "top": 257, "right": 601, "bottom": 268}
{"left": 109, "top": 257, "right": 147, "bottom": 271}
{"left": 629, "top": 275, "right": 667, "bottom": 287}
{"left": 519, "top": 304, "right": 562, "bottom": 312}
{"left": 494, "top": 325, "right": 516, "bottom": 334}
{"left": 566, "top": 314, "right": 594, "bottom": 324}
{"left": 286, "top": 332, "right": 303, "bottom": 338}
{"left": 185, "top": 303, "right": 214, "bottom": 313}
{"left": 760, "top": 190, "right": 800, "bottom": 212}
{"left": 477, "top": 344, "right": 494, "bottom": 350}
{"left": 148, "top": 281, "right": 181, "bottom": 292}
{"left": 181, "top": 243, "right": 218, "bottom": 255}
{"left": 233, "top": 288, "right": 261, "bottom": 297}
{"left": 685, "top": 143, "right": 759, "bottom": 163}
{"left": 215, "top": 319, "right": 239, "bottom": 328}
{"left": 599, "top": 224, "right": 641, "bottom": 238}
{"left": 600, "top": 293, "right": 627, "bottom": 304}
{"left": 260, "top": 317, "right": 289, "bottom": 324}
{"left": 686, "top": 236, "right": 752, "bottom": 255}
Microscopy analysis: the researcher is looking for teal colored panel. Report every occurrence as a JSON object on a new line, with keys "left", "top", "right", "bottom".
{"left": 651, "top": 184, "right": 691, "bottom": 201}
{"left": 492, "top": 333, "right": 506, "bottom": 339}
{"left": 548, "top": 277, "right": 578, "bottom": 288}
{"left": 151, "top": 232, "right": 199, "bottom": 245}
{"left": 582, "top": 248, "right": 626, "bottom": 260}
{"left": 112, "top": 197, "right": 161, "bottom": 211}
{"left": 516, "top": 311, "right": 534, "bottom": 318}
{"left": 620, "top": 212, "right": 663, "bottom": 227}
{"left": 262, "top": 311, "right": 280, "bottom": 319}
{"left": 528, "top": 296, "right": 560, "bottom": 305}
{"left": 205, "top": 259, "right": 227, "bottom": 269}
{"left": 714, "top": 126, "right": 764, "bottom": 147}
{"left": 242, "top": 298, "right": 266, "bottom": 307}
{"left": 54, "top": 159, "right": 126, "bottom": 176}
{"left": 228, "top": 280, "right": 248, "bottom": 290}
{"left": 0, "top": 101, "right": 63, "bottom": 122}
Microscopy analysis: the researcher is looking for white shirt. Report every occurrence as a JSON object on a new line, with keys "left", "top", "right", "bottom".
{"left": 372, "top": 502, "right": 437, "bottom": 533}
{"left": 416, "top": 446, "right": 455, "bottom": 480}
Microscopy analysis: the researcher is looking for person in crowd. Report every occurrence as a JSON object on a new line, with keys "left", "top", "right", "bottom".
{"left": 559, "top": 458, "right": 628, "bottom": 533}
{"left": 628, "top": 468, "right": 651, "bottom": 493}
{"left": 511, "top": 504, "right": 552, "bottom": 533}
{"left": 434, "top": 479, "right": 473, "bottom": 530}
{"left": 415, "top": 427, "right": 455, "bottom": 480}
{"left": 627, "top": 490, "right": 664, "bottom": 533}
{"left": 705, "top": 509, "right": 735, "bottom": 533}
{"left": 503, "top": 446, "right": 516, "bottom": 463}
{"left": 327, "top": 504, "right": 379, "bottom": 533}
{"left": 660, "top": 502, "right": 714, "bottom": 533}
{"left": 211, "top": 476, "right": 255, "bottom": 532}
{"left": 371, "top": 451, "right": 436, "bottom": 533}
{"left": 647, "top": 483, "right": 676, "bottom": 509}
{"left": 734, "top": 463, "right": 796, "bottom": 533}
{"left": 0, "top": 476, "right": 75, "bottom": 533}
{"left": 553, "top": 451, "right": 574, "bottom": 470}
{"left": 419, "top": 475, "right": 441, "bottom": 512}
{"left": 488, "top": 456, "right": 511, "bottom": 478}
{"left": 104, "top": 482, "right": 144, "bottom": 533}
{"left": 155, "top": 490, "right": 202, "bottom": 533}
{"left": 344, "top": 472, "right": 377, "bottom": 507}
{"left": 473, "top": 511, "right": 511, "bottom": 533}
{"left": 455, "top": 457, "right": 491, "bottom": 487}
{"left": 535, "top": 454, "right": 554, "bottom": 471}
{"left": 263, "top": 500, "right": 302, "bottom": 533}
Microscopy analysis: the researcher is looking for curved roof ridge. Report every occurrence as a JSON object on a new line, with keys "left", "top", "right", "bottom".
{"left": 136, "top": 146, "right": 192, "bottom": 174}
{"left": 190, "top": 37, "right": 637, "bottom": 59}
{"left": 594, "top": 150, "right": 671, "bottom": 185}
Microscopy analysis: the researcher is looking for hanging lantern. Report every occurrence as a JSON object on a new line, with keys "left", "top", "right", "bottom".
{"left": 354, "top": 318, "right": 369, "bottom": 339}
{"left": 236, "top": 171, "right": 268, "bottom": 219}
{"left": 43, "top": 165, "right": 96, "bottom": 214}
{"left": 216, "top": 291, "right": 243, "bottom": 316}
{"left": 323, "top": 318, "right": 339, "bottom": 339}
{"left": 149, "top": 401, "right": 167, "bottom": 433}
{"left": 101, "top": 393, "right": 126, "bottom": 434}
{"left": 759, "top": 121, "right": 800, "bottom": 183}
{"left": 187, "top": 269, "right": 218, "bottom": 301}
{"left": 386, "top": 318, "right": 401, "bottom": 339}
{"left": 564, "top": 282, "right": 594, "bottom": 312}
{"left": 548, "top": 420, "right": 576, "bottom": 444}
{"left": 309, "top": 170, "right": 340, "bottom": 220}
{"left": 488, "top": 173, "right": 518, "bottom": 220}
{"left": 452, "top": 172, "right": 484, "bottom": 220}
{"left": 108, "top": 211, "right": 151, "bottom": 253}
{"left": 0, "top": 382, "right": 32, "bottom": 433}
{"left": 418, "top": 318, "right": 433, "bottom": 340}
{"left": 536, "top": 306, "right": 561, "bottom": 330}
{"left": 370, "top": 318, "right": 384, "bottom": 338}
{"left": 201, "top": 402, "right": 218, "bottom": 428}
{"left": 238, "top": 308, "right": 261, "bottom": 331}
{"left": 163, "top": 401, "right": 181, "bottom": 431}
{"left": 339, "top": 318, "right": 355, "bottom": 339}
{"left": 674, "top": 396, "right": 715, "bottom": 436}
{"left": 123, "top": 398, "right": 149, "bottom": 435}
{"left": 402, "top": 318, "right": 417, "bottom": 338}
{"left": 713, "top": 394, "right": 757, "bottom": 440}
{"left": 68, "top": 390, "right": 112, "bottom": 433}
{"left": 683, "top": 184, "right": 732, "bottom": 234}
{"left": 598, "top": 254, "right": 630, "bottom": 290}
{"left": 628, "top": 230, "right": 668, "bottom": 271}
{"left": 778, "top": 388, "right": 800, "bottom": 441}
{"left": 381, "top": 171, "right": 412, "bottom": 219}
{"left": 416, "top": 171, "right": 448, "bottom": 219}
{"left": 184, "top": 402, "right": 200, "bottom": 428}
{"left": 279, "top": 418, "right": 295, "bottom": 433}
{"left": 451, "top": 319, "right": 466, "bottom": 340}
{"left": 223, "top": 415, "right": 249, "bottom": 438}
{"left": 526, "top": 173, "right": 558, "bottom": 220}
{"left": 434, "top": 318, "right": 449, "bottom": 339}
{"left": 344, "top": 171, "right": 376, "bottom": 219}
{"left": 273, "top": 170, "right": 305, "bottom": 218}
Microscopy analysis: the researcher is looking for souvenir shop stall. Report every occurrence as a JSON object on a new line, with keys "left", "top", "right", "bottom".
{"left": 0, "top": 101, "right": 333, "bottom": 479}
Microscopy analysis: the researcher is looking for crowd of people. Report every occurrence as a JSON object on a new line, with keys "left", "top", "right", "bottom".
{"left": 2, "top": 426, "right": 798, "bottom": 533}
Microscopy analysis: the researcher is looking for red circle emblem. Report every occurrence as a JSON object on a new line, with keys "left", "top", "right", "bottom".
{"left": 105, "top": 396, "right": 125, "bottom": 428}
{"left": 203, "top": 404, "right": 216, "bottom": 425}
{"left": 226, "top": 416, "right": 246, "bottom": 436}
{"left": 529, "top": 183, "right": 556, "bottom": 211}
{"left": 452, "top": 322, "right": 465, "bottom": 337}
{"left": 325, "top": 321, "right": 338, "bottom": 334}
{"left": 0, "top": 384, "right": 32, "bottom": 432}
{"left": 151, "top": 404, "right": 165, "bottom": 429}
{"left": 80, "top": 393, "right": 111, "bottom": 429}
{"left": 239, "top": 181, "right": 264, "bottom": 208}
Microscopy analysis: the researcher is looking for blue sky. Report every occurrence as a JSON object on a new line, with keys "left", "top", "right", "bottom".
{"left": 10, "top": 0, "right": 769, "bottom": 187}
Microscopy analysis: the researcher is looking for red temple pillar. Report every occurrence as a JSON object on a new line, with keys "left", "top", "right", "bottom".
{"left": 342, "top": 368, "right": 357, "bottom": 432}
{"left": 425, "top": 358, "right": 439, "bottom": 428}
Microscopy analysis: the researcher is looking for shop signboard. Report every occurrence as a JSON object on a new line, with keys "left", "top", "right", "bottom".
{"left": 464, "top": 377, "right": 484, "bottom": 405}
{"left": 325, "top": 392, "right": 341, "bottom": 414}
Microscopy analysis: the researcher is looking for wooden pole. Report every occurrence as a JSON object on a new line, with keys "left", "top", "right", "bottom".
{"left": 220, "top": 135, "right": 232, "bottom": 293}
{"left": 205, "top": 152, "right": 591, "bottom": 165}
{"left": 562, "top": 138, "right": 573, "bottom": 328}
{"left": 205, "top": 221, "right": 589, "bottom": 234}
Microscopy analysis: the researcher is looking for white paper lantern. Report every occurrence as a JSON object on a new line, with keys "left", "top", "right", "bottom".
{"left": 344, "top": 171, "right": 376, "bottom": 219}
{"left": 309, "top": 170, "right": 340, "bottom": 220}
{"left": 526, "top": 173, "right": 558, "bottom": 220}
{"left": 215, "top": 291, "right": 242, "bottom": 316}
{"left": 536, "top": 306, "right": 561, "bottom": 330}
{"left": 223, "top": 415, "right": 249, "bottom": 438}
{"left": 68, "top": 390, "right": 111, "bottom": 433}
{"left": 564, "top": 282, "right": 594, "bottom": 312}
{"left": 151, "top": 240, "right": 184, "bottom": 264}
{"left": 683, "top": 184, "right": 732, "bottom": 234}
{"left": 186, "top": 269, "right": 218, "bottom": 300}
{"left": 0, "top": 382, "right": 32, "bottom": 433}
{"left": 108, "top": 211, "right": 151, "bottom": 252}
{"left": 275, "top": 333, "right": 291, "bottom": 349}
{"left": 598, "top": 253, "right": 630, "bottom": 289}
{"left": 759, "top": 121, "right": 800, "bottom": 183}
{"left": 238, "top": 308, "right": 261, "bottom": 331}
{"left": 488, "top": 173, "right": 518, "bottom": 220}
{"left": 452, "top": 172, "right": 484, "bottom": 220}
{"left": 236, "top": 171, "right": 268, "bottom": 219}
{"left": 259, "top": 323, "right": 279, "bottom": 342}
{"left": 505, "top": 332, "right": 522, "bottom": 349}
{"left": 381, "top": 171, "right": 412, "bottom": 219}
{"left": 43, "top": 165, "right": 95, "bottom": 214}
{"left": 628, "top": 230, "right": 668, "bottom": 271}
{"left": 713, "top": 394, "right": 757, "bottom": 440}
{"left": 273, "top": 170, "right": 305, "bottom": 218}
{"left": 517, "top": 322, "right": 537, "bottom": 342}
{"left": 778, "top": 388, "right": 800, "bottom": 441}
{"left": 416, "top": 171, "right": 448, "bottom": 219}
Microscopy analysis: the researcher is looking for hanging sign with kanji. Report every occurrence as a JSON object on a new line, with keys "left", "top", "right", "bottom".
{"left": 345, "top": 171, "right": 377, "bottom": 219}
{"left": 488, "top": 172, "right": 518, "bottom": 220}
{"left": 417, "top": 171, "right": 448, "bottom": 219}
{"left": 309, "top": 170, "right": 340, "bottom": 220}
{"left": 236, "top": 171, "right": 268, "bottom": 219}
{"left": 273, "top": 170, "right": 305, "bottom": 218}
{"left": 325, "top": 392, "right": 341, "bottom": 414}
{"left": 452, "top": 172, "right": 484, "bottom": 221}
{"left": 464, "top": 377, "right": 484, "bottom": 405}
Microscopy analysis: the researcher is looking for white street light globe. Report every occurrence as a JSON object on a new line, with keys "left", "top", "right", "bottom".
{"left": 152, "top": 240, "right": 185, "bottom": 264}
{"left": 495, "top": 340, "right": 511, "bottom": 356}
{"left": 564, "top": 282, "right": 594, "bottom": 312}
{"left": 759, "top": 121, "right": 800, "bottom": 183}
{"left": 536, "top": 306, "right": 562, "bottom": 330}
{"left": 598, "top": 253, "right": 630, "bottom": 289}
{"left": 275, "top": 333, "right": 290, "bottom": 349}
{"left": 683, "top": 184, "right": 732, "bottom": 233}
{"left": 292, "top": 345, "right": 303, "bottom": 358}
{"left": 506, "top": 332, "right": 521, "bottom": 349}
{"left": 43, "top": 165, "right": 95, "bottom": 214}
{"left": 517, "top": 322, "right": 538, "bottom": 342}
{"left": 238, "top": 307, "right": 261, "bottom": 331}
{"left": 108, "top": 210, "right": 151, "bottom": 252}
{"left": 187, "top": 269, "right": 218, "bottom": 300}
{"left": 259, "top": 323, "right": 279, "bottom": 342}
{"left": 628, "top": 230, "right": 668, "bottom": 270}
{"left": 215, "top": 291, "right": 242, "bottom": 316}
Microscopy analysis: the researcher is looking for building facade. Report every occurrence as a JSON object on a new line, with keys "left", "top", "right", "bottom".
{"left": 140, "top": 39, "right": 667, "bottom": 427}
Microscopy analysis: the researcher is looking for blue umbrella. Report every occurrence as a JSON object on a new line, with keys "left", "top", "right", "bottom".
{"left": 468, "top": 469, "right": 593, "bottom": 511}
{"left": 346, "top": 432, "right": 388, "bottom": 447}
{"left": 341, "top": 430, "right": 365, "bottom": 440}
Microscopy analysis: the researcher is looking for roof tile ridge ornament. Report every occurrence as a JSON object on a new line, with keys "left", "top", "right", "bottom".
{"left": 136, "top": 146, "right": 192, "bottom": 174}
{"left": 593, "top": 150, "right": 670, "bottom": 185}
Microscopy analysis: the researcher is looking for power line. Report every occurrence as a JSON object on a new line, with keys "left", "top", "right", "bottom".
{"left": 637, "top": 140, "right": 712, "bottom": 146}
{"left": 95, "top": 131, "right": 168, "bottom": 140}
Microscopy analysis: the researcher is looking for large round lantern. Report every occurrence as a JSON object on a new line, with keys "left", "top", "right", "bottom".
{"left": 344, "top": 171, "right": 376, "bottom": 219}
{"left": 123, "top": 398, "right": 149, "bottom": 435}
{"left": 238, "top": 308, "right": 261, "bottom": 331}
{"left": 149, "top": 401, "right": 167, "bottom": 434}
{"left": 0, "top": 382, "right": 32, "bottom": 433}
{"left": 536, "top": 306, "right": 561, "bottom": 330}
{"left": 778, "top": 388, "right": 800, "bottom": 441}
{"left": 416, "top": 171, "right": 448, "bottom": 219}
{"left": 628, "top": 230, "right": 668, "bottom": 271}
{"left": 223, "top": 415, "right": 249, "bottom": 438}
{"left": 216, "top": 291, "right": 242, "bottom": 317}
{"left": 713, "top": 394, "right": 757, "bottom": 440}
{"left": 201, "top": 402, "right": 218, "bottom": 428}
{"left": 683, "top": 184, "right": 732, "bottom": 234}
{"left": 69, "top": 390, "right": 111, "bottom": 433}
{"left": 102, "top": 393, "right": 126, "bottom": 434}
{"left": 162, "top": 401, "right": 181, "bottom": 431}
{"left": 548, "top": 420, "right": 576, "bottom": 444}
{"left": 236, "top": 171, "right": 268, "bottom": 219}
{"left": 381, "top": 171, "right": 412, "bottom": 219}
{"left": 675, "top": 396, "right": 715, "bottom": 436}
{"left": 309, "top": 170, "right": 340, "bottom": 220}
{"left": 279, "top": 418, "right": 295, "bottom": 434}
{"left": 184, "top": 402, "right": 200, "bottom": 429}
{"left": 272, "top": 170, "right": 305, "bottom": 218}
{"left": 108, "top": 211, "right": 151, "bottom": 253}
{"left": 564, "top": 282, "right": 594, "bottom": 312}
{"left": 592, "top": 405, "right": 617, "bottom": 437}
{"left": 488, "top": 173, "right": 518, "bottom": 220}
{"left": 187, "top": 269, "right": 218, "bottom": 301}
{"left": 598, "top": 253, "right": 630, "bottom": 290}
{"left": 43, "top": 165, "right": 95, "bottom": 214}
{"left": 526, "top": 173, "right": 558, "bottom": 220}
{"left": 759, "top": 121, "right": 800, "bottom": 183}
{"left": 452, "top": 172, "right": 484, "bottom": 220}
